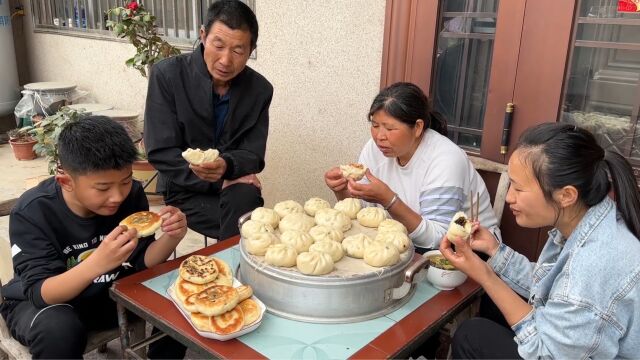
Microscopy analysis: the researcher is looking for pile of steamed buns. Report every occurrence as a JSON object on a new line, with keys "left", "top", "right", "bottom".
{"left": 241, "top": 197, "right": 411, "bottom": 276}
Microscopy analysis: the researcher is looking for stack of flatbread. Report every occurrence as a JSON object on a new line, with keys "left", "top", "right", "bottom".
{"left": 173, "top": 255, "right": 261, "bottom": 335}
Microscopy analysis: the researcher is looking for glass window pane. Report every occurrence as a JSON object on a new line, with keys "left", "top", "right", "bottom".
{"left": 580, "top": 0, "right": 640, "bottom": 18}
{"left": 560, "top": 36, "right": 640, "bottom": 172}
{"left": 431, "top": 0, "right": 499, "bottom": 150}
{"left": 577, "top": 24, "right": 640, "bottom": 44}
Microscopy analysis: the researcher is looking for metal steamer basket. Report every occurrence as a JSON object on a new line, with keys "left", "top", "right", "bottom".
{"left": 236, "top": 212, "right": 431, "bottom": 324}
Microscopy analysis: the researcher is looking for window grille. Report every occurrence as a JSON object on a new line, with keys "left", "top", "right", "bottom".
{"left": 559, "top": 0, "right": 640, "bottom": 182}
{"left": 30, "top": 0, "right": 256, "bottom": 50}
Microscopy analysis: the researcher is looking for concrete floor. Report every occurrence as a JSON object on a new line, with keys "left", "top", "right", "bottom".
{"left": 0, "top": 144, "right": 212, "bottom": 359}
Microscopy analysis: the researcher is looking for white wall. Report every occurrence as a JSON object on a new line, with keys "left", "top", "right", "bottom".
{"left": 22, "top": 0, "right": 386, "bottom": 206}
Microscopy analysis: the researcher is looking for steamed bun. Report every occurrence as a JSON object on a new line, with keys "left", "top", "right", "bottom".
{"left": 244, "top": 232, "right": 279, "bottom": 256}
{"left": 309, "top": 225, "right": 344, "bottom": 243}
{"left": 181, "top": 148, "right": 219, "bottom": 165}
{"left": 447, "top": 212, "right": 472, "bottom": 241}
{"left": 375, "top": 231, "right": 411, "bottom": 253}
{"left": 309, "top": 240, "right": 345, "bottom": 262}
{"left": 304, "top": 197, "right": 331, "bottom": 216}
{"left": 241, "top": 220, "right": 275, "bottom": 239}
{"left": 279, "top": 230, "right": 314, "bottom": 253}
{"left": 357, "top": 207, "right": 387, "bottom": 228}
{"left": 279, "top": 213, "right": 316, "bottom": 233}
{"left": 334, "top": 198, "right": 362, "bottom": 219}
{"left": 363, "top": 242, "right": 400, "bottom": 267}
{"left": 251, "top": 207, "right": 280, "bottom": 229}
{"left": 377, "top": 219, "right": 408, "bottom": 234}
{"left": 315, "top": 208, "right": 352, "bottom": 232}
{"left": 296, "top": 251, "right": 334, "bottom": 276}
{"left": 264, "top": 243, "right": 298, "bottom": 267}
{"left": 341, "top": 233, "right": 373, "bottom": 259}
{"left": 339, "top": 163, "right": 367, "bottom": 180}
{"left": 273, "top": 200, "right": 305, "bottom": 218}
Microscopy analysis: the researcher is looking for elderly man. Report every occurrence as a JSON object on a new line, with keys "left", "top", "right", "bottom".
{"left": 144, "top": 0, "right": 273, "bottom": 241}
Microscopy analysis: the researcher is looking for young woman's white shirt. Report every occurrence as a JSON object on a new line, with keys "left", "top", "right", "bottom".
{"left": 358, "top": 129, "right": 501, "bottom": 249}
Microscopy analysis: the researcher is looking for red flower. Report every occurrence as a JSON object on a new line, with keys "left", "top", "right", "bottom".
{"left": 127, "top": 1, "right": 139, "bottom": 12}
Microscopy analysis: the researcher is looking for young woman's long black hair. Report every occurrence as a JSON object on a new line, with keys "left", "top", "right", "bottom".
{"left": 517, "top": 123, "right": 640, "bottom": 239}
{"left": 368, "top": 82, "right": 448, "bottom": 136}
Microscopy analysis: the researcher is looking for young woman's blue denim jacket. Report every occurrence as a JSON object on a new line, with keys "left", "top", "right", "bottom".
{"left": 489, "top": 197, "right": 640, "bottom": 359}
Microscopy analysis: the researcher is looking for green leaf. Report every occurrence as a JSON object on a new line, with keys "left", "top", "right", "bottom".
{"left": 113, "top": 7, "right": 121, "bottom": 17}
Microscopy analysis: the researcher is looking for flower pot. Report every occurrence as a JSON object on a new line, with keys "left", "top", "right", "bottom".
{"left": 9, "top": 138, "right": 37, "bottom": 160}
{"left": 93, "top": 109, "right": 141, "bottom": 142}
{"left": 133, "top": 160, "right": 158, "bottom": 193}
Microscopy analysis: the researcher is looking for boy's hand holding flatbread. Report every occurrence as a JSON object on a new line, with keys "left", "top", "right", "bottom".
{"left": 119, "top": 211, "right": 162, "bottom": 237}
{"left": 156, "top": 206, "right": 188, "bottom": 240}
{"left": 88, "top": 225, "right": 139, "bottom": 273}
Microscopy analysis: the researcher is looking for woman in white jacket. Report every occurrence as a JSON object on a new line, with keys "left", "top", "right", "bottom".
{"left": 325, "top": 82, "right": 500, "bottom": 252}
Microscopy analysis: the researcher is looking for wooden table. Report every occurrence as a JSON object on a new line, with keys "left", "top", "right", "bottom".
{"left": 110, "top": 236, "right": 482, "bottom": 359}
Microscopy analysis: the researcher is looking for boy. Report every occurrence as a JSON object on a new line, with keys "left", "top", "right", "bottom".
{"left": 0, "top": 116, "right": 187, "bottom": 359}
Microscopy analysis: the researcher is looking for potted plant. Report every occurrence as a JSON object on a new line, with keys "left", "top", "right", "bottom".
{"left": 106, "top": 0, "right": 179, "bottom": 194}
{"left": 106, "top": 1, "right": 180, "bottom": 78}
{"left": 7, "top": 128, "right": 37, "bottom": 161}
{"left": 28, "top": 106, "right": 85, "bottom": 174}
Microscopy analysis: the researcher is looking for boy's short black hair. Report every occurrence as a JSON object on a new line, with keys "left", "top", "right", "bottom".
{"left": 204, "top": 0, "right": 258, "bottom": 50}
{"left": 58, "top": 116, "right": 138, "bottom": 175}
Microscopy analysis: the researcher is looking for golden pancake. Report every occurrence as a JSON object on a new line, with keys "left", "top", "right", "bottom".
{"left": 175, "top": 276, "right": 210, "bottom": 305}
{"left": 211, "top": 257, "right": 233, "bottom": 286}
{"left": 119, "top": 211, "right": 162, "bottom": 237}
{"left": 183, "top": 293, "right": 199, "bottom": 313}
{"left": 193, "top": 285, "right": 240, "bottom": 316}
{"left": 190, "top": 312, "right": 213, "bottom": 332}
{"left": 238, "top": 299, "right": 260, "bottom": 326}
{"left": 179, "top": 255, "right": 219, "bottom": 284}
{"left": 235, "top": 285, "right": 253, "bottom": 302}
{"left": 211, "top": 306, "right": 245, "bottom": 335}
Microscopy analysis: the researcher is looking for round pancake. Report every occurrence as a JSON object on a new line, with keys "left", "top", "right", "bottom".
{"left": 175, "top": 276, "right": 210, "bottom": 305}
{"left": 238, "top": 299, "right": 260, "bottom": 326}
{"left": 179, "top": 255, "right": 219, "bottom": 284}
{"left": 183, "top": 293, "right": 199, "bottom": 313}
{"left": 190, "top": 312, "right": 213, "bottom": 332}
{"left": 193, "top": 285, "right": 239, "bottom": 316}
{"left": 211, "top": 306, "right": 244, "bottom": 335}
{"left": 235, "top": 285, "right": 253, "bottom": 302}
{"left": 119, "top": 211, "right": 162, "bottom": 237}
{"left": 211, "top": 257, "right": 233, "bottom": 286}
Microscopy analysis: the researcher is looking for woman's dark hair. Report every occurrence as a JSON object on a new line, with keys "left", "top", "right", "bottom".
{"left": 368, "top": 82, "right": 448, "bottom": 136}
{"left": 204, "top": 0, "right": 259, "bottom": 51}
{"left": 517, "top": 122, "right": 640, "bottom": 239}
{"left": 58, "top": 116, "right": 137, "bottom": 175}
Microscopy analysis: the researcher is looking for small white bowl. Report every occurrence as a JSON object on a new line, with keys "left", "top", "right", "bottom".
{"left": 423, "top": 250, "right": 467, "bottom": 290}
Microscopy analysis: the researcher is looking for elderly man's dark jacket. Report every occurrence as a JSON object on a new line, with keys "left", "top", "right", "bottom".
{"left": 144, "top": 45, "right": 273, "bottom": 195}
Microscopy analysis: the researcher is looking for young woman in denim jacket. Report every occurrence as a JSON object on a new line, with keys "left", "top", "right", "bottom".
{"left": 442, "top": 123, "right": 640, "bottom": 359}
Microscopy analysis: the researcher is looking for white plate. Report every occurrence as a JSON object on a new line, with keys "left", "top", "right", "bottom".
{"left": 167, "top": 278, "right": 266, "bottom": 341}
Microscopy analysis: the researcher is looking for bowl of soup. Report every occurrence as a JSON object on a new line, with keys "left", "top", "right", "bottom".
{"left": 423, "top": 250, "right": 467, "bottom": 290}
